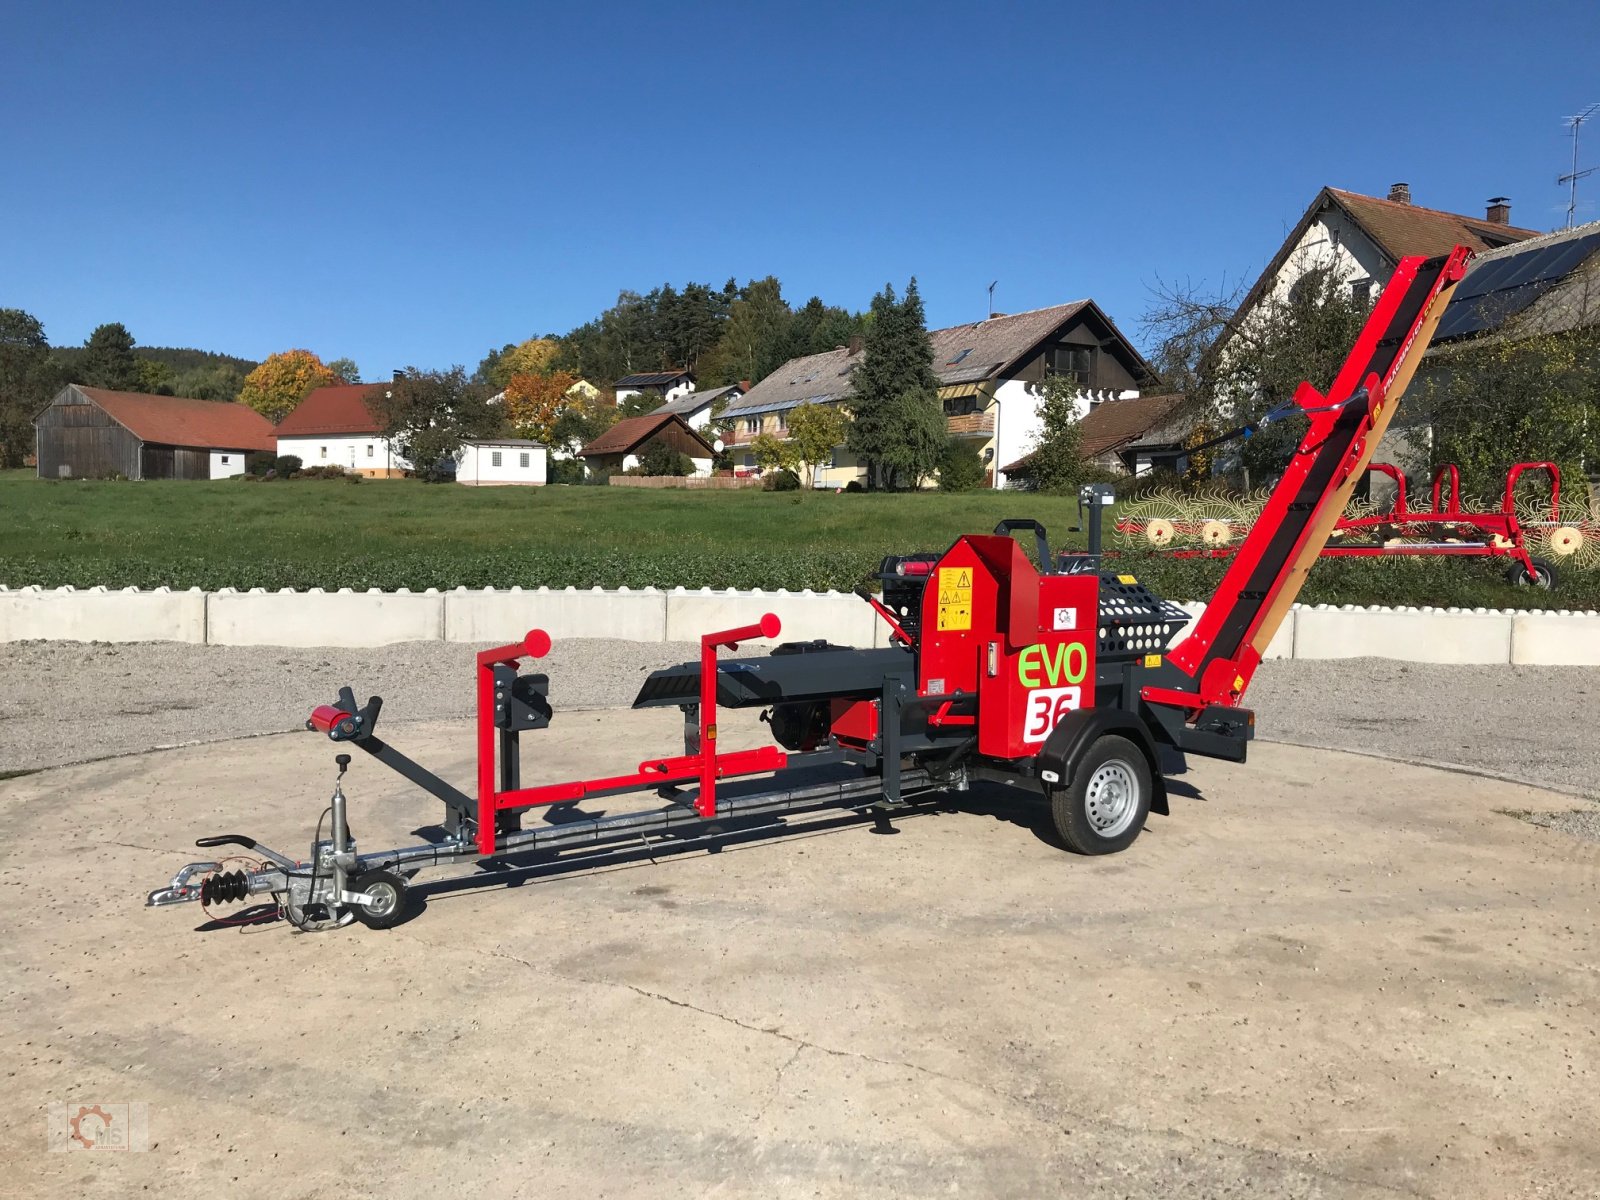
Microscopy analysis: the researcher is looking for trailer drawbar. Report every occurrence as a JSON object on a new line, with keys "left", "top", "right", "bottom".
{"left": 147, "top": 246, "right": 1472, "bottom": 931}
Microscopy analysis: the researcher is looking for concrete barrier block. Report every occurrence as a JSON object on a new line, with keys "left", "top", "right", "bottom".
{"left": 444, "top": 587, "right": 667, "bottom": 644}
{"left": 0, "top": 586, "right": 206, "bottom": 643}
{"left": 207, "top": 589, "right": 443, "bottom": 647}
{"left": 1293, "top": 606, "right": 1511, "bottom": 663}
{"left": 1510, "top": 612, "right": 1600, "bottom": 665}
{"left": 666, "top": 589, "right": 876, "bottom": 647}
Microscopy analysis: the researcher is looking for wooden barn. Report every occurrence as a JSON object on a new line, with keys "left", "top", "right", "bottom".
{"left": 578, "top": 411, "right": 717, "bottom": 478}
{"left": 34, "top": 385, "right": 275, "bottom": 480}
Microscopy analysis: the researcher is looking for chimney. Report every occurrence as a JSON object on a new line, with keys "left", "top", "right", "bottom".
{"left": 1387, "top": 182, "right": 1412, "bottom": 205}
{"left": 1486, "top": 196, "right": 1511, "bottom": 225}
{"left": 392, "top": 369, "right": 405, "bottom": 382}
{"left": 846, "top": 336, "right": 864, "bottom": 356}
{"left": 988, "top": 312, "right": 1006, "bottom": 320}
{"left": 738, "top": 379, "right": 752, "bottom": 392}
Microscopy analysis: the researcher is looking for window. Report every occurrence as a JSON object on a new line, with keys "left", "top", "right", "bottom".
{"left": 320, "top": 446, "right": 327, "bottom": 457}
{"left": 1350, "top": 279, "right": 1374, "bottom": 306}
{"left": 1047, "top": 345, "right": 1095, "bottom": 387}
{"left": 366, "top": 444, "right": 374, "bottom": 457}
{"left": 942, "top": 395, "right": 981, "bottom": 416}
{"left": 519, "top": 452, "right": 530, "bottom": 468}
{"left": 946, "top": 347, "right": 973, "bottom": 366}
{"left": 220, "top": 455, "right": 230, "bottom": 464}
{"left": 491, "top": 451, "right": 502, "bottom": 467}
{"left": 744, "top": 418, "right": 759, "bottom": 435}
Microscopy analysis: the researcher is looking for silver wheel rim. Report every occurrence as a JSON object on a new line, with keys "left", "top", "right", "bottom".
{"left": 365, "top": 882, "right": 398, "bottom": 919}
{"left": 1084, "top": 760, "right": 1139, "bottom": 838}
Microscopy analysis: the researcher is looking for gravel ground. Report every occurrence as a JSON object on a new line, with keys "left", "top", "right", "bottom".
{"left": 3, "top": 640, "right": 1597, "bottom": 820}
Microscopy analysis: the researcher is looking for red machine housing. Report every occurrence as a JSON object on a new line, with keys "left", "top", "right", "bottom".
{"left": 913, "top": 535, "right": 1098, "bottom": 760}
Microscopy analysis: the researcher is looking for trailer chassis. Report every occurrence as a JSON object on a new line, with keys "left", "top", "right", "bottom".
{"left": 147, "top": 616, "right": 968, "bottom": 929}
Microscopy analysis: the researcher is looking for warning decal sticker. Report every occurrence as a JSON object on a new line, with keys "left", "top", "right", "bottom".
{"left": 936, "top": 566, "right": 973, "bottom": 631}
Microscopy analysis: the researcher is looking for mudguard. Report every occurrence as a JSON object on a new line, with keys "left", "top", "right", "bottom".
{"left": 1037, "top": 708, "right": 1168, "bottom": 815}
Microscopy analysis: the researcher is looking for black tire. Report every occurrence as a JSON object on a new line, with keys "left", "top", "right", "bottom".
{"left": 350, "top": 869, "right": 409, "bottom": 929}
{"left": 1506, "top": 557, "right": 1558, "bottom": 590}
{"left": 1051, "top": 735, "right": 1152, "bottom": 856}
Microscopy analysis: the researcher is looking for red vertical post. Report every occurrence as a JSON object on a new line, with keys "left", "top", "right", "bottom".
{"left": 695, "top": 613, "right": 781, "bottom": 820}
{"left": 474, "top": 630, "right": 553, "bottom": 856}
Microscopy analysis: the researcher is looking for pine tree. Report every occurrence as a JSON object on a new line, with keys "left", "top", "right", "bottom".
{"left": 846, "top": 280, "right": 942, "bottom": 488}
{"left": 80, "top": 322, "right": 141, "bottom": 391}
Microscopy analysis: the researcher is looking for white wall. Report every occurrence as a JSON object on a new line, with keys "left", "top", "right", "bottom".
{"left": 209, "top": 450, "right": 247, "bottom": 479}
{"left": 664, "top": 380, "right": 694, "bottom": 403}
{"left": 277, "top": 434, "right": 408, "bottom": 474}
{"left": 458, "top": 443, "right": 547, "bottom": 485}
{"left": 991, "top": 379, "right": 1044, "bottom": 490}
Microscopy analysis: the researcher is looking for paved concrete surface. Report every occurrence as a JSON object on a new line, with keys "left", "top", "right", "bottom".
{"left": 4, "top": 708, "right": 1598, "bottom": 1198}
{"left": 4, "top": 642, "right": 1599, "bottom": 801}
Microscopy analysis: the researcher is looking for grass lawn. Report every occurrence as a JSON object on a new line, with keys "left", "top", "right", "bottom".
{"left": 0, "top": 470, "right": 1591, "bottom": 607}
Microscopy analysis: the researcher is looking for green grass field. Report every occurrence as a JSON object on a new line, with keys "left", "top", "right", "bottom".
{"left": 0, "top": 470, "right": 1591, "bottom": 607}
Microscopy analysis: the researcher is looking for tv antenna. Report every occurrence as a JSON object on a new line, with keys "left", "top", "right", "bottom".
{"left": 1560, "top": 103, "right": 1600, "bottom": 228}
{"left": 986, "top": 280, "right": 998, "bottom": 319}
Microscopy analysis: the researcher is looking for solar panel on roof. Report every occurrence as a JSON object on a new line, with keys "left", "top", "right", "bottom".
{"left": 1434, "top": 230, "right": 1600, "bottom": 341}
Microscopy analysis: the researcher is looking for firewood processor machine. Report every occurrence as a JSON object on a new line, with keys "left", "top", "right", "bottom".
{"left": 148, "top": 247, "right": 1472, "bottom": 931}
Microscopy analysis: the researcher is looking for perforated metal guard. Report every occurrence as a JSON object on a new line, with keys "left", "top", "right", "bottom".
{"left": 1096, "top": 573, "right": 1191, "bottom": 660}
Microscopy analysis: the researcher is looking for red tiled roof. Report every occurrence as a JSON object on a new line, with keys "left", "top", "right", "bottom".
{"left": 579, "top": 411, "right": 714, "bottom": 457}
{"left": 274, "top": 383, "right": 391, "bottom": 436}
{"left": 1325, "top": 189, "right": 1541, "bottom": 260}
{"left": 76, "top": 387, "right": 275, "bottom": 451}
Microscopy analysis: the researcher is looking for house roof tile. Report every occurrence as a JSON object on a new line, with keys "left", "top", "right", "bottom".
{"left": 1325, "top": 189, "right": 1540, "bottom": 261}
{"left": 1003, "top": 393, "right": 1188, "bottom": 475}
{"left": 724, "top": 300, "right": 1149, "bottom": 418}
{"left": 659, "top": 383, "right": 741, "bottom": 416}
{"left": 72, "top": 387, "right": 276, "bottom": 451}
{"left": 274, "top": 383, "right": 391, "bottom": 436}
{"left": 579, "top": 411, "right": 715, "bottom": 457}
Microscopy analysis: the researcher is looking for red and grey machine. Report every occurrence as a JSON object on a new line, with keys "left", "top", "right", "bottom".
{"left": 147, "top": 246, "right": 1471, "bottom": 931}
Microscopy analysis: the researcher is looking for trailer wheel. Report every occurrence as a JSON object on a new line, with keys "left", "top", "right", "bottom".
{"left": 351, "top": 870, "right": 409, "bottom": 930}
{"left": 1051, "top": 735, "right": 1152, "bottom": 855}
{"left": 1506, "top": 557, "right": 1558, "bottom": 590}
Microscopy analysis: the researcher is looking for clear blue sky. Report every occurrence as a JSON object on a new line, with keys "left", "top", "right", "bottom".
{"left": 4, "top": 0, "right": 1598, "bottom": 379}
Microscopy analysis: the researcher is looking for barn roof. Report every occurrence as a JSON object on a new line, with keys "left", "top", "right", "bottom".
{"left": 579, "top": 411, "right": 714, "bottom": 457}
{"left": 71, "top": 387, "right": 275, "bottom": 451}
{"left": 275, "top": 383, "right": 390, "bottom": 436}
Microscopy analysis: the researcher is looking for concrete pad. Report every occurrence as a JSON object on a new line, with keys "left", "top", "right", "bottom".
{"left": 666, "top": 589, "right": 876, "bottom": 647}
{"left": 1510, "top": 611, "right": 1600, "bottom": 665}
{"left": 0, "top": 585, "right": 205, "bottom": 643}
{"left": 444, "top": 587, "right": 667, "bottom": 644}
{"left": 4, "top": 712, "right": 1598, "bottom": 1197}
{"left": 207, "top": 589, "right": 443, "bottom": 647}
{"left": 1295, "top": 606, "right": 1512, "bottom": 663}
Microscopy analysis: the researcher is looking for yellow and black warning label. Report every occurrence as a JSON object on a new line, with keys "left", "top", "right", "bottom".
{"left": 937, "top": 566, "right": 973, "bottom": 632}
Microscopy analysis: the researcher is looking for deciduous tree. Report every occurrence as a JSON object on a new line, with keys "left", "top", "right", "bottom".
{"left": 503, "top": 370, "right": 579, "bottom": 443}
{"left": 0, "top": 308, "right": 59, "bottom": 467}
{"left": 238, "top": 349, "right": 341, "bottom": 423}
{"left": 369, "top": 366, "right": 506, "bottom": 481}
{"left": 1022, "top": 374, "right": 1087, "bottom": 493}
{"left": 785, "top": 402, "right": 848, "bottom": 488}
{"left": 327, "top": 357, "right": 362, "bottom": 384}
{"left": 750, "top": 431, "right": 798, "bottom": 475}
